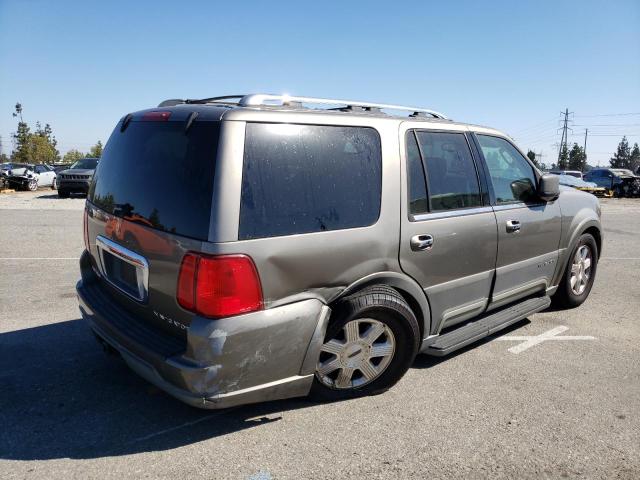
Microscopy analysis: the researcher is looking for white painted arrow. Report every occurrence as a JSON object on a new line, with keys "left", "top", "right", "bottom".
{"left": 495, "top": 326, "right": 596, "bottom": 354}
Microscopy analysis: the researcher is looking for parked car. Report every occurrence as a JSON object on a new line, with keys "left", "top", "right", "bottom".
{"left": 1, "top": 163, "right": 57, "bottom": 190}
{"left": 77, "top": 94, "right": 602, "bottom": 409}
{"left": 583, "top": 168, "right": 640, "bottom": 197}
{"left": 552, "top": 174, "right": 607, "bottom": 197}
{"left": 57, "top": 157, "right": 99, "bottom": 197}
{"left": 549, "top": 169, "right": 583, "bottom": 179}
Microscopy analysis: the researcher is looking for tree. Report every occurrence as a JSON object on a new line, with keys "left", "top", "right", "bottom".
{"left": 557, "top": 144, "right": 569, "bottom": 170}
{"left": 11, "top": 103, "right": 31, "bottom": 163}
{"left": 87, "top": 140, "right": 103, "bottom": 158}
{"left": 63, "top": 149, "right": 85, "bottom": 163}
{"left": 610, "top": 136, "right": 631, "bottom": 169}
{"left": 10, "top": 103, "right": 60, "bottom": 164}
{"left": 630, "top": 143, "right": 640, "bottom": 173}
{"left": 568, "top": 143, "right": 587, "bottom": 171}
{"left": 0, "top": 153, "right": 9, "bottom": 163}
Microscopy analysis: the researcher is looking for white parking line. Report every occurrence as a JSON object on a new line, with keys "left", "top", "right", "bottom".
{"left": 495, "top": 326, "right": 596, "bottom": 354}
{"left": 0, "top": 257, "right": 79, "bottom": 260}
{"left": 600, "top": 257, "right": 640, "bottom": 260}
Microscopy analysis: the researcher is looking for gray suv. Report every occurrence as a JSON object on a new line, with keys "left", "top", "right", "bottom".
{"left": 57, "top": 157, "right": 99, "bottom": 197}
{"left": 77, "top": 94, "right": 602, "bottom": 409}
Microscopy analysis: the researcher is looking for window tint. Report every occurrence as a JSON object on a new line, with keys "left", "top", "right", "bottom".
{"left": 89, "top": 121, "right": 220, "bottom": 241}
{"left": 414, "top": 131, "right": 482, "bottom": 211}
{"left": 239, "top": 123, "right": 382, "bottom": 239}
{"left": 477, "top": 135, "right": 537, "bottom": 204}
{"left": 406, "top": 132, "right": 428, "bottom": 215}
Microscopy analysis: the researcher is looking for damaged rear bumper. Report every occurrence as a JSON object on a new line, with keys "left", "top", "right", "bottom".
{"left": 77, "top": 256, "right": 330, "bottom": 409}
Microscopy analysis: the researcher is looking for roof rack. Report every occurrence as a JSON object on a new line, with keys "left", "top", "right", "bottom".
{"left": 158, "top": 94, "right": 447, "bottom": 119}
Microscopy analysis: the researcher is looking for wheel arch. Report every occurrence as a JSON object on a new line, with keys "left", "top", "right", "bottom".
{"left": 328, "top": 271, "right": 431, "bottom": 341}
{"left": 553, "top": 219, "right": 602, "bottom": 287}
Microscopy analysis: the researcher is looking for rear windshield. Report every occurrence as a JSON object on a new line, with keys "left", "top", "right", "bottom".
{"left": 72, "top": 158, "right": 99, "bottom": 169}
{"left": 89, "top": 120, "right": 220, "bottom": 241}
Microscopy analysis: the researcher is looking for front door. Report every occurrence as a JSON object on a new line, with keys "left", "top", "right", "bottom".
{"left": 473, "top": 134, "right": 561, "bottom": 308}
{"left": 399, "top": 126, "right": 498, "bottom": 334}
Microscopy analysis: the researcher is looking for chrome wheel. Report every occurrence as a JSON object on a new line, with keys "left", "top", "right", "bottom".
{"left": 28, "top": 179, "right": 37, "bottom": 191}
{"left": 570, "top": 245, "right": 592, "bottom": 295}
{"left": 316, "top": 318, "right": 395, "bottom": 390}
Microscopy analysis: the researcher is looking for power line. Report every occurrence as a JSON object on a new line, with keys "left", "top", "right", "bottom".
{"left": 574, "top": 112, "right": 640, "bottom": 118}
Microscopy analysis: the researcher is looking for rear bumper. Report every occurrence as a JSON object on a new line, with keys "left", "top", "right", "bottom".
{"left": 77, "top": 251, "right": 330, "bottom": 409}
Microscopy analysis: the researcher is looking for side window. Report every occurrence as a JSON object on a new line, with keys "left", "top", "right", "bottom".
{"left": 239, "top": 123, "right": 382, "bottom": 240}
{"left": 406, "top": 132, "right": 428, "bottom": 215}
{"left": 414, "top": 131, "right": 482, "bottom": 212}
{"left": 34, "top": 165, "right": 45, "bottom": 173}
{"left": 477, "top": 135, "right": 537, "bottom": 204}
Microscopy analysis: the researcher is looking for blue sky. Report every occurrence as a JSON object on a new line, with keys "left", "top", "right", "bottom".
{"left": 1, "top": 0, "right": 638, "bottom": 167}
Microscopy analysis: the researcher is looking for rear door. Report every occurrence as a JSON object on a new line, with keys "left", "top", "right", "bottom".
{"left": 399, "top": 126, "right": 498, "bottom": 333}
{"left": 473, "top": 133, "right": 561, "bottom": 308}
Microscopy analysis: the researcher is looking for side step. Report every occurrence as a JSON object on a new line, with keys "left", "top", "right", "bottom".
{"left": 424, "top": 296, "right": 551, "bottom": 357}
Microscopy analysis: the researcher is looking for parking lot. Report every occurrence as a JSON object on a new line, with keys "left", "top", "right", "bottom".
{"left": 1, "top": 191, "right": 639, "bottom": 479}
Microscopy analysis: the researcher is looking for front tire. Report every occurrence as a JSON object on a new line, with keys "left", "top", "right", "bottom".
{"left": 310, "top": 285, "right": 420, "bottom": 402}
{"left": 58, "top": 189, "right": 69, "bottom": 198}
{"left": 27, "top": 179, "right": 38, "bottom": 191}
{"left": 553, "top": 233, "right": 598, "bottom": 308}
{"left": 51, "top": 177, "right": 57, "bottom": 190}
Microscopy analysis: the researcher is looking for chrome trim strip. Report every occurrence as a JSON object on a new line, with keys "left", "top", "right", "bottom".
{"left": 411, "top": 206, "right": 493, "bottom": 222}
{"left": 492, "top": 202, "right": 546, "bottom": 212}
{"left": 95, "top": 235, "right": 149, "bottom": 303}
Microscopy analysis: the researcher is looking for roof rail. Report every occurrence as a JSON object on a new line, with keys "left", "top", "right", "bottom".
{"left": 158, "top": 94, "right": 448, "bottom": 119}
{"left": 238, "top": 94, "right": 447, "bottom": 119}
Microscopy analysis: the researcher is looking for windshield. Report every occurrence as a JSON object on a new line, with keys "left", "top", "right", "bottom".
{"left": 72, "top": 158, "right": 99, "bottom": 170}
{"left": 89, "top": 120, "right": 220, "bottom": 241}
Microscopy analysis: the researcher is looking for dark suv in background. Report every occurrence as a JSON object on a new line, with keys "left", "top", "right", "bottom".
{"left": 57, "top": 157, "right": 99, "bottom": 198}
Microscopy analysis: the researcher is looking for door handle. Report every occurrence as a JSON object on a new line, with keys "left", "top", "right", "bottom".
{"left": 506, "top": 220, "right": 521, "bottom": 233}
{"left": 410, "top": 234, "right": 434, "bottom": 251}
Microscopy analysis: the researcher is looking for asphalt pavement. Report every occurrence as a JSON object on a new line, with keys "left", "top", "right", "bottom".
{"left": 1, "top": 190, "right": 639, "bottom": 479}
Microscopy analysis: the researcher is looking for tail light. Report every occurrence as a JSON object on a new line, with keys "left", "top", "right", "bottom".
{"left": 83, "top": 207, "right": 89, "bottom": 250}
{"left": 177, "top": 253, "right": 263, "bottom": 318}
{"left": 142, "top": 111, "right": 171, "bottom": 121}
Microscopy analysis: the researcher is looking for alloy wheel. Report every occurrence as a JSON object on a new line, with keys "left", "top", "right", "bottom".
{"left": 316, "top": 318, "right": 395, "bottom": 390}
{"left": 570, "top": 245, "right": 592, "bottom": 295}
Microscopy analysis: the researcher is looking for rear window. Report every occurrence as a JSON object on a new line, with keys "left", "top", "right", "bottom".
{"left": 89, "top": 120, "right": 219, "bottom": 241}
{"left": 239, "top": 123, "right": 382, "bottom": 240}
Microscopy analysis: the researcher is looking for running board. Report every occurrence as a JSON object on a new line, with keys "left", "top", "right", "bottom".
{"left": 424, "top": 296, "right": 551, "bottom": 357}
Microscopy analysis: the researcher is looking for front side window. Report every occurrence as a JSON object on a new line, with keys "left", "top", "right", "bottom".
{"left": 239, "top": 123, "right": 382, "bottom": 239}
{"left": 414, "top": 131, "right": 482, "bottom": 212}
{"left": 477, "top": 135, "right": 537, "bottom": 204}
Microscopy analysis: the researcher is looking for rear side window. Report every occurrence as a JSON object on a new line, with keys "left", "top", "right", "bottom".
{"left": 406, "top": 132, "right": 428, "bottom": 215}
{"left": 414, "top": 131, "right": 482, "bottom": 211}
{"left": 89, "top": 121, "right": 220, "bottom": 241}
{"left": 239, "top": 123, "right": 382, "bottom": 240}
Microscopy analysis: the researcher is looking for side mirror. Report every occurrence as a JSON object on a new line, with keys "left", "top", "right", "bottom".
{"left": 538, "top": 174, "right": 560, "bottom": 202}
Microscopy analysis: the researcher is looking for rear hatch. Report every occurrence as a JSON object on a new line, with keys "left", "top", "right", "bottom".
{"left": 84, "top": 108, "right": 222, "bottom": 340}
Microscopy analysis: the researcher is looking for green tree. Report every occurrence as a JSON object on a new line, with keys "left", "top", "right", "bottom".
{"left": 568, "top": 143, "right": 586, "bottom": 171}
{"left": 26, "top": 135, "right": 58, "bottom": 164}
{"left": 11, "top": 103, "right": 31, "bottom": 163}
{"left": 0, "top": 153, "right": 9, "bottom": 163}
{"left": 63, "top": 149, "right": 85, "bottom": 163}
{"left": 610, "top": 136, "right": 631, "bottom": 169}
{"left": 630, "top": 142, "right": 640, "bottom": 173}
{"left": 10, "top": 103, "right": 60, "bottom": 164}
{"left": 88, "top": 140, "right": 103, "bottom": 158}
{"left": 557, "top": 144, "right": 569, "bottom": 170}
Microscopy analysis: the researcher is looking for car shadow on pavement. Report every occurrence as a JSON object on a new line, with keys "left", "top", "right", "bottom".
{"left": 0, "top": 319, "right": 314, "bottom": 461}
{"left": 1, "top": 317, "right": 533, "bottom": 461}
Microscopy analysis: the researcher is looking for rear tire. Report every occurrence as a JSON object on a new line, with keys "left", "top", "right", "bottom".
{"left": 310, "top": 285, "right": 420, "bottom": 402}
{"left": 553, "top": 233, "right": 598, "bottom": 308}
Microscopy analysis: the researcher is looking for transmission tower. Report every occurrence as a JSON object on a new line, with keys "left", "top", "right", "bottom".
{"left": 557, "top": 108, "right": 573, "bottom": 167}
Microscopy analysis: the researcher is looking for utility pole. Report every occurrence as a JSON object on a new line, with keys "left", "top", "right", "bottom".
{"left": 583, "top": 128, "right": 588, "bottom": 155}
